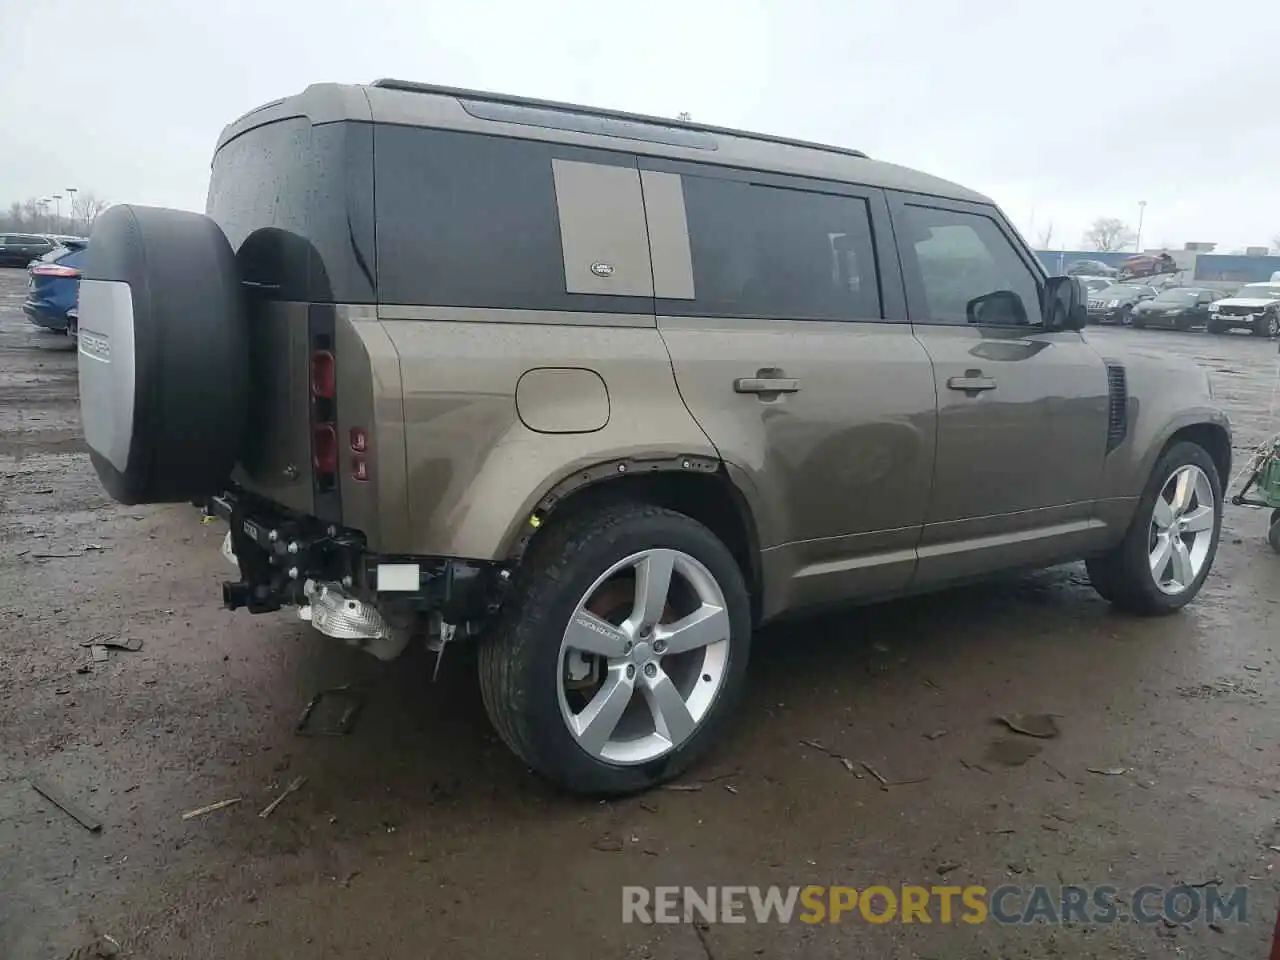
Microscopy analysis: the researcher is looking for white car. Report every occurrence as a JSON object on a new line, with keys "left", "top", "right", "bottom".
{"left": 1206, "top": 282, "right": 1280, "bottom": 337}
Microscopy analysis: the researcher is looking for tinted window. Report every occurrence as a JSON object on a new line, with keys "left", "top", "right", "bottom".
{"left": 207, "top": 118, "right": 374, "bottom": 303}
{"left": 678, "top": 175, "right": 881, "bottom": 320}
{"left": 898, "top": 205, "right": 1041, "bottom": 326}
{"left": 376, "top": 126, "right": 617, "bottom": 310}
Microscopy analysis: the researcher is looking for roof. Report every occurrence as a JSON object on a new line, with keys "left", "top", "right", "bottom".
{"left": 215, "top": 81, "right": 989, "bottom": 205}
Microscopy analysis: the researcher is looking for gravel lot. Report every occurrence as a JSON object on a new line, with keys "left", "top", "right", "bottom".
{"left": 1, "top": 266, "right": 1277, "bottom": 959}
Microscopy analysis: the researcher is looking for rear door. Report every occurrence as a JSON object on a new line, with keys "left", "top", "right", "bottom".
{"left": 641, "top": 162, "right": 938, "bottom": 619}
{"left": 889, "top": 194, "right": 1112, "bottom": 585}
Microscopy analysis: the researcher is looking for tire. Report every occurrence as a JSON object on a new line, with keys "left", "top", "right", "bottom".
{"left": 478, "top": 502, "right": 752, "bottom": 796}
{"left": 1251, "top": 315, "right": 1271, "bottom": 338}
{"left": 1120, "top": 305, "right": 1133, "bottom": 326}
{"left": 1086, "top": 441, "right": 1222, "bottom": 615}
{"left": 78, "top": 204, "right": 248, "bottom": 505}
{"left": 1270, "top": 510, "right": 1280, "bottom": 555}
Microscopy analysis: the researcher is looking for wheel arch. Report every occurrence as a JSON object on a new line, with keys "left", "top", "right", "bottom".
{"left": 1159, "top": 420, "right": 1232, "bottom": 491}
{"left": 505, "top": 456, "right": 765, "bottom": 625}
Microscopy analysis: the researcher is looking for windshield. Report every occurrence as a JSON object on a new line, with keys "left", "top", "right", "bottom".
{"left": 1153, "top": 289, "right": 1198, "bottom": 303}
{"left": 1235, "top": 284, "right": 1280, "bottom": 300}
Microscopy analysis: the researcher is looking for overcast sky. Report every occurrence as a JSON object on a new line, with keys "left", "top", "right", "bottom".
{"left": 2, "top": 0, "right": 1276, "bottom": 252}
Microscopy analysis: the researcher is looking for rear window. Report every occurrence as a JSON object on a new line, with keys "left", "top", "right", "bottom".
{"left": 207, "top": 117, "right": 374, "bottom": 303}
{"left": 39, "top": 245, "right": 85, "bottom": 265}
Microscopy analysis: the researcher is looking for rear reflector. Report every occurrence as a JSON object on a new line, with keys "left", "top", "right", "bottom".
{"left": 30, "top": 264, "right": 81, "bottom": 278}
{"left": 350, "top": 427, "right": 367, "bottom": 453}
{"left": 313, "top": 424, "right": 337, "bottom": 472}
{"left": 352, "top": 456, "right": 369, "bottom": 482}
{"left": 311, "top": 350, "right": 335, "bottom": 398}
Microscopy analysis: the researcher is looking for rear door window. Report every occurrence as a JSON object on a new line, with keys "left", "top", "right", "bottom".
{"left": 673, "top": 174, "right": 882, "bottom": 321}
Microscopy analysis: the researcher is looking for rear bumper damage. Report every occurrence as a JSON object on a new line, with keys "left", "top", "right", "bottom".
{"left": 209, "top": 487, "right": 507, "bottom": 658}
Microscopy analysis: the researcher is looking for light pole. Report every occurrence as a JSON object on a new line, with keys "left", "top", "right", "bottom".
{"left": 38, "top": 198, "right": 51, "bottom": 233}
{"left": 52, "top": 194, "right": 62, "bottom": 233}
{"left": 65, "top": 187, "right": 77, "bottom": 231}
{"left": 1135, "top": 200, "right": 1147, "bottom": 252}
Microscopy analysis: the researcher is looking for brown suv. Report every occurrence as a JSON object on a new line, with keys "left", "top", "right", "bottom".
{"left": 74, "top": 80, "right": 1230, "bottom": 796}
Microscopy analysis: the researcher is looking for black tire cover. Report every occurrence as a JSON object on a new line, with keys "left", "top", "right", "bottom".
{"left": 78, "top": 204, "right": 248, "bottom": 505}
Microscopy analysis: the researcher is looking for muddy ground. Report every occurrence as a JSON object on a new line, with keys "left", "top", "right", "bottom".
{"left": 0, "top": 267, "right": 1276, "bottom": 959}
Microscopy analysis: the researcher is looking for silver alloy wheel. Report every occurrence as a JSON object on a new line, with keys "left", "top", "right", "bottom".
{"left": 1148, "top": 464, "right": 1215, "bottom": 595}
{"left": 557, "top": 548, "right": 731, "bottom": 765}
{"left": 1269, "top": 314, "right": 1279, "bottom": 338}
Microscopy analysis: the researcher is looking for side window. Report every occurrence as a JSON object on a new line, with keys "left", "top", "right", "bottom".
{"left": 678, "top": 175, "right": 882, "bottom": 321}
{"left": 898, "top": 204, "right": 1042, "bottom": 326}
{"left": 373, "top": 126, "right": 647, "bottom": 311}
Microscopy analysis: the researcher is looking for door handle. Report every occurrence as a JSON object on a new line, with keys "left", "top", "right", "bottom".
{"left": 946, "top": 371, "right": 997, "bottom": 395}
{"left": 734, "top": 377, "right": 800, "bottom": 395}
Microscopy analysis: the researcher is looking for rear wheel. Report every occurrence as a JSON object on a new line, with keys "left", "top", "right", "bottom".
{"left": 478, "top": 502, "right": 752, "bottom": 795}
{"left": 1270, "top": 510, "right": 1280, "bottom": 554}
{"left": 1087, "top": 442, "right": 1221, "bottom": 615}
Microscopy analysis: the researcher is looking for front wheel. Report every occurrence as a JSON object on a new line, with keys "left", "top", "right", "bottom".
{"left": 1086, "top": 442, "right": 1222, "bottom": 615}
{"left": 478, "top": 502, "right": 752, "bottom": 795}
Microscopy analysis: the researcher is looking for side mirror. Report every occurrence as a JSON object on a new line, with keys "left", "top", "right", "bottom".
{"left": 1042, "top": 275, "right": 1087, "bottom": 331}
{"left": 966, "top": 290, "right": 1028, "bottom": 326}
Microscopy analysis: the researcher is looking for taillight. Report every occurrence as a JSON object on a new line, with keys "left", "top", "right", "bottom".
{"left": 30, "top": 264, "right": 81, "bottom": 278}
{"left": 349, "top": 427, "right": 367, "bottom": 453}
{"left": 311, "top": 350, "right": 335, "bottom": 399}
{"left": 313, "top": 424, "right": 337, "bottom": 473}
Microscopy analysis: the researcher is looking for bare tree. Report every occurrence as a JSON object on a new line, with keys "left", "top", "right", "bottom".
{"left": 1035, "top": 222, "right": 1055, "bottom": 249}
{"left": 1082, "top": 217, "right": 1137, "bottom": 253}
{"left": 71, "top": 191, "right": 109, "bottom": 232}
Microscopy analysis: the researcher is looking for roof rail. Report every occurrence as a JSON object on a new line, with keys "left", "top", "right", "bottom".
{"left": 370, "top": 78, "right": 869, "bottom": 160}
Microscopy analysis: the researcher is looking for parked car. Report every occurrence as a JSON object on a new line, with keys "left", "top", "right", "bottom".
{"left": 22, "top": 239, "right": 87, "bottom": 334}
{"left": 1086, "top": 282, "right": 1157, "bottom": 324}
{"left": 0, "top": 233, "right": 56, "bottom": 268}
{"left": 1130, "top": 287, "right": 1221, "bottom": 331}
{"left": 1118, "top": 252, "right": 1178, "bottom": 282}
{"left": 1205, "top": 282, "right": 1280, "bottom": 337}
{"left": 1067, "top": 259, "right": 1119, "bottom": 278}
{"left": 75, "top": 79, "right": 1231, "bottom": 796}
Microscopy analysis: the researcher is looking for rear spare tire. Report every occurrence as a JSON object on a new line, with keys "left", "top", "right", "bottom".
{"left": 78, "top": 205, "right": 248, "bottom": 505}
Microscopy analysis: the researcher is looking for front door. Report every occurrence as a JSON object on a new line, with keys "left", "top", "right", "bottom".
{"left": 639, "top": 164, "right": 938, "bottom": 620}
{"left": 888, "top": 194, "right": 1112, "bottom": 585}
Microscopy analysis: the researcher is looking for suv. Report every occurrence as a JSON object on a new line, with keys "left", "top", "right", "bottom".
{"left": 75, "top": 81, "right": 1231, "bottom": 796}
{"left": 0, "top": 233, "right": 55, "bottom": 267}
{"left": 1205, "top": 282, "right": 1280, "bottom": 337}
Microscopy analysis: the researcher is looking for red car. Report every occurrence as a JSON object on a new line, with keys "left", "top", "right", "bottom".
{"left": 1118, "top": 252, "right": 1177, "bottom": 281}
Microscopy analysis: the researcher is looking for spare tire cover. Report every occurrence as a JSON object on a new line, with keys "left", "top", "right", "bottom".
{"left": 78, "top": 204, "right": 248, "bottom": 505}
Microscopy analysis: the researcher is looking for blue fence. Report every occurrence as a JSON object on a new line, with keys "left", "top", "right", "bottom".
{"left": 1193, "top": 255, "right": 1280, "bottom": 283}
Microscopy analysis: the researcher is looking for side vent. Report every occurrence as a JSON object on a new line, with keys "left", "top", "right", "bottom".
{"left": 1105, "top": 362, "right": 1128, "bottom": 454}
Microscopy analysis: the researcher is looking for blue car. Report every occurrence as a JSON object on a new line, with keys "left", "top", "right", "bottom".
{"left": 23, "top": 239, "right": 87, "bottom": 334}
